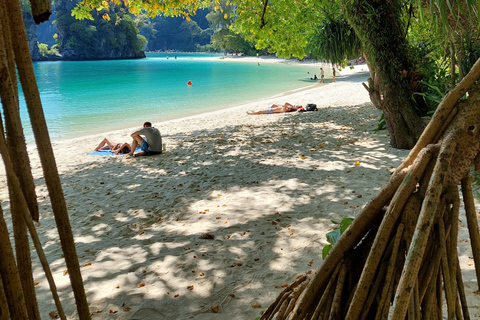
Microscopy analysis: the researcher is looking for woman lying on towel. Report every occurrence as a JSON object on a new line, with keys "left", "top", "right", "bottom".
{"left": 94, "top": 138, "right": 132, "bottom": 155}
{"left": 247, "top": 102, "right": 302, "bottom": 115}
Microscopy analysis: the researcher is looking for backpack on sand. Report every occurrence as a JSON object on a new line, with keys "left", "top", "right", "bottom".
{"left": 305, "top": 103, "right": 318, "bottom": 111}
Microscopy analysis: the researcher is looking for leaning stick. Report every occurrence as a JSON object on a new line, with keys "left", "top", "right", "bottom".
{"left": 0, "top": 17, "right": 40, "bottom": 320}
{"left": 396, "top": 57, "right": 480, "bottom": 173}
{"left": 436, "top": 271, "right": 443, "bottom": 320}
{"left": 262, "top": 274, "right": 308, "bottom": 320}
{"left": 389, "top": 136, "right": 457, "bottom": 320}
{"left": 310, "top": 267, "right": 340, "bottom": 320}
{"left": 328, "top": 263, "right": 347, "bottom": 320}
{"left": 0, "top": 275, "right": 10, "bottom": 320}
{"left": 283, "top": 275, "right": 311, "bottom": 319}
{"left": 438, "top": 219, "right": 456, "bottom": 320}
{"left": 288, "top": 168, "right": 408, "bottom": 320}
{"left": 263, "top": 289, "right": 292, "bottom": 320}
{"left": 360, "top": 238, "right": 395, "bottom": 320}
{"left": 456, "top": 259, "right": 471, "bottom": 320}
{"left": 374, "top": 224, "right": 404, "bottom": 320}
{"left": 419, "top": 247, "right": 441, "bottom": 302}
{"left": 421, "top": 265, "right": 438, "bottom": 320}
{"left": 0, "top": 131, "right": 66, "bottom": 319}
{"left": 346, "top": 145, "right": 437, "bottom": 320}
{"left": 446, "top": 186, "right": 460, "bottom": 309}
{"left": 5, "top": 0, "right": 90, "bottom": 317}
{"left": 0, "top": 206, "right": 28, "bottom": 319}
{"left": 460, "top": 177, "right": 480, "bottom": 290}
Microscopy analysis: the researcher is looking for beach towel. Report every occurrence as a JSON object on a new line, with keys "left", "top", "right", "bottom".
{"left": 87, "top": 148, "right": 141, "bottom": 156}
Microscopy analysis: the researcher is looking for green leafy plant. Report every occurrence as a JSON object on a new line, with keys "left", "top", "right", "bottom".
{"left": 374, "top": 113, "right": 386, "bottom": 133}
{"left": 322, "top": 217, "right": 354, "bottom": 259}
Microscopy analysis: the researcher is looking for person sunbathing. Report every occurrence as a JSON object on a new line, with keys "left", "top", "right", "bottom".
{"left": 94, "top": 138, "right": 132, "bottom": 155}
{"left": 247, "top": 103, "right": 302, "bottom": 115}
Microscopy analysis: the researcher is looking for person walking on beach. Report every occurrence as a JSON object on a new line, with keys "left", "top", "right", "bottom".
{"left": 332, "top": 67, "right": 336, "bottom": 82}
{"left": 247, "top": 103, "right": 301, "bottom": 115}
{"left": 320, "top": 68, "right": 325, "bottom": 83}
{"left": 129, "top": 122, "right": 163, "bottom": 157}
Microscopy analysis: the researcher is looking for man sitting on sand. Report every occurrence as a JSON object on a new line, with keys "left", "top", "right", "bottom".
{"left": 94, "top": 138, "right": 132, "bottom": 155}
{"left": 129, "top": 122, "right": 163, "bottom": 157}
{"left": 247, "top": 103, "right": 302, "bottom": 115}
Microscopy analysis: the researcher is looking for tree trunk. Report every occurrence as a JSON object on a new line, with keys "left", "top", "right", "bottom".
{"left": 343, "top": 0, "right": 425, "bottom": 149}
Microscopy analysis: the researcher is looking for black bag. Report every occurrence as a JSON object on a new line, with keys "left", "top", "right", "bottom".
{"left": 305, "top": 103, "right": 318, "bottom": 111}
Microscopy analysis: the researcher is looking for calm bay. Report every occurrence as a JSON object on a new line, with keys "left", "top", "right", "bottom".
{"left": 20, "top": 53, "right": 320, "bottom": 141}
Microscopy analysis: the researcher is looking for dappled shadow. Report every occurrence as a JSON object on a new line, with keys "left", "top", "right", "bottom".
{"left": 22, "top": 103, "right": 409, "bottom": 319}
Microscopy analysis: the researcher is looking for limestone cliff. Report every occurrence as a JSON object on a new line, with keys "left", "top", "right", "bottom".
{"left": 54, "top": 0, "right": 146, "bottom": 60}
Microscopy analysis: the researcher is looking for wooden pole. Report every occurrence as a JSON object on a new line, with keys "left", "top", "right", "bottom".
{"left": 4, "top": 0, "right": 91, "bottom": 317}
{"left": 460, "top": 177, "right": 480, "bottom": 290}
{"left": 0, "top": 205, "right": 28, "bottom": 319}
{"left": 0, "top": 4, "right": 41, "bottom": 318}
{"left": 389, "top": 136, "right": 457, "bottom": 320}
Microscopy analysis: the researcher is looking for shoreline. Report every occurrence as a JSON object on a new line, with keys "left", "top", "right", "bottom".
{"left": 8, "top": 64, "right": 480, "bottom": 319}
{"left": 46, "top": 61, "right": 365, "bottom": 147}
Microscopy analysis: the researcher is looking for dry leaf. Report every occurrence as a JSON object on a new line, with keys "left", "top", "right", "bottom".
{"left": 211, "top": 306, "right": 219, "bottom": 313}
{"left": 124, "top": 307, "right": 131, "bottom": 311}
{"left": 83, "top": 262, "right": 92, "bottom": 267}
{"left": 200, "top": 233, "right": 215, "bottom": 239}
{"left": 187, "top": 285, "right": 194, "bottom": 290}
{"left": 49, "top": 311, "right": 58, "bottom": 318}
{"left": 138, "top": 283, "right": 145, "bottom": 288}
{"left": 354, "top": 161, "right": 360, "bottom": 165}
{"left": 251, "top": 301, "right": 261, "bottom": 308}
{"left": 174, "top": 294, "right": 179, "bottom": 298}
{"left": 34, "top": 281, "right": 40, "bottom": 286}
{"left": 308, "top": 259, "right": 314, "bottom": 266}
{"left": 63, "top": 270, "right": 68, "bottom": 276}
{"left": 109, "top": 310, "right": 118, "bottom": 314}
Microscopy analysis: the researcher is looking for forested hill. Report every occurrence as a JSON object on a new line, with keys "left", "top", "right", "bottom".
{"left": 26, "top": 1, "right": 212, "bottom": 61}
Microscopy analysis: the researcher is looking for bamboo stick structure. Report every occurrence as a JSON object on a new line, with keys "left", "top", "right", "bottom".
{"left": 261, "top": 58, "right": 480, "bottom": 320}
{"left": 0, "top": 0, "right": 90, "bottom": 318}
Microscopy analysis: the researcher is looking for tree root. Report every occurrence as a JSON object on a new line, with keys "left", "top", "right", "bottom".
{"left": 266, "top": 58, "right": 480, "bottom": 320}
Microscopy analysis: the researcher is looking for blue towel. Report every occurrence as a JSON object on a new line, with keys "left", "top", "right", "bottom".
{"left": 87, "top": 148, "right": 141, "bottom": 156}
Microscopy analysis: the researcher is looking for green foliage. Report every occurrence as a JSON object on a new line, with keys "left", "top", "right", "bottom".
{"left": 232, "top": 0, "right": 319, "bottom": 58}
{"left": 461, "top": 36, "right": 480, "bottom": 77}
{"left": 374, "top": 113, "right": 386, "bottom": 133}
{"left": 38, "top": 43, "right": 49, "bottom": 56}
{"left": 322, "top": 218, "right": 354, "bottom": 259}
{"left": 308, "top": 16, "right": 362, "bottom": 66}
{"left": 37, "top": 43, "right": 60, "bottom": 57}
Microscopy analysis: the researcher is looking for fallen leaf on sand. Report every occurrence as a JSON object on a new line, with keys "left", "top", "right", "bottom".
{"left": 355, "top": 161, "right": 360, "bottom": 165}
{"left": 200, "top": 273, "right": 205, "bottom": 276}
{"left": 63, "top": 270, "right": 68, "bottom": 276}
{"left": 251, "top": 301, "right": 262, "bottom": 308}
{"left": 138, "top": 283, "right": 145, "bottom": 288}
{"left": 109, "top": 310, "right": 118, "bottom": 314}
{"left": 200, "top": 233, "right": 215, "bottom": 239}
{"left": 211, "top": 306, "right": 219, "bottom": 313}
{"left": 49, "top": 311, "right": 58, "bottom": 318}
{"left": 34, "top": 281, "right": 39, "bottom": 286}
{"left": 124, "top": 307, "right": 131, "bottom": 311}
{"left": 174, "top": 294, "right": 179, "bottom": 298}
{"left": 83, "top": 262, "right": 92, "bottom": 267}
{"left": 308, "top": 259, "right": 314, "bottom": 266}
{"left": 187, "top": 285, "right": 194, "bottom": 290}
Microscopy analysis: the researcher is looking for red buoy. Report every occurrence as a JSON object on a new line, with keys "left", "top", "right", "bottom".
{"left": 187, "top": 81, "right": 193, "bottom": 86}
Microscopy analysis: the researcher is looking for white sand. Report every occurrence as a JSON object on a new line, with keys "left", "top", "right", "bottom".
{"left": 2, "top": 62, "right": 480, "bottom": 319}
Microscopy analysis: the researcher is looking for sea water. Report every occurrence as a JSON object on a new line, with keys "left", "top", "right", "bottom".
{"left": 19, "top": 53, "right": 321, "bottom": 141}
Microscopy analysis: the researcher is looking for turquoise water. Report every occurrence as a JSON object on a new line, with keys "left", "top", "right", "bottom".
{"left": 20, "top": 53, "right": 319, "bottom": 141}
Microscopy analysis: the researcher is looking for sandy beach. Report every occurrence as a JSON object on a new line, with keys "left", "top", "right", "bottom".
{"left": 2, "top": 62, "right": 480, "bottom": 319}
